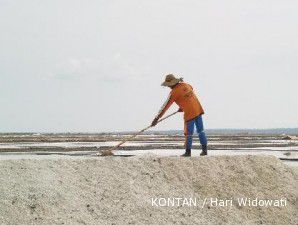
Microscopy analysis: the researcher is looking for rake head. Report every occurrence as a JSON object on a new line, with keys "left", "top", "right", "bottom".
{"left": 100, "top": 149, "right": 115, "bottom": 156}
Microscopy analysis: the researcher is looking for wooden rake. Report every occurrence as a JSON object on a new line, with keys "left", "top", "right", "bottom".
{"left": 99, "top": 110, "right": 179, "bottom": 156}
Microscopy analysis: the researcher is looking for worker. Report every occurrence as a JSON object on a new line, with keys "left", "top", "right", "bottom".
{"left": 151, "top": 74, "right": 207, "bottom": 157}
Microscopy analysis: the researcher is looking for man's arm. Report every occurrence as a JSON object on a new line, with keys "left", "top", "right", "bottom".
{"left": 151, "top": 94, "right": 175, "bottom": 126}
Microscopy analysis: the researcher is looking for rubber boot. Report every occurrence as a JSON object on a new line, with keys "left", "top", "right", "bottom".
{"left": 181, "top": 149, "right": 191, "bottom": 157}
{"left": 200, "top": 145, "right": 207, "bottom": 156}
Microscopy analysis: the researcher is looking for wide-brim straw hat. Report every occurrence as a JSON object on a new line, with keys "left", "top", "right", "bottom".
{"left": 161, "top": 74, "right": 183, "bottom": 87}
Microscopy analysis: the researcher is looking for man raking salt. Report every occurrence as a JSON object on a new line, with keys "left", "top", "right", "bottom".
{"left": 152, "top": 74, "right": 208, "bottom": 157}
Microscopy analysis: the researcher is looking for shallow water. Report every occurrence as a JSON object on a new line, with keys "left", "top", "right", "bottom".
{"left": 0, "top": 134, "right": 297, "bottom": 167}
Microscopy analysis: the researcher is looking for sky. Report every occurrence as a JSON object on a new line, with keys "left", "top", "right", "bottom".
{"left": 0, "top": 0, "right": 297, "bottom": 132}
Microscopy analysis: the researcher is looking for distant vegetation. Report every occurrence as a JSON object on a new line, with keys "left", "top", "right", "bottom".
{"left": 0, "top": 128, "right": 297, "bottom": 136}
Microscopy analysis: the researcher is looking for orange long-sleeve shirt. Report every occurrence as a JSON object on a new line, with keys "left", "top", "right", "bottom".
{"left": 157, "top": 82, "right": 204, "bottom": 121}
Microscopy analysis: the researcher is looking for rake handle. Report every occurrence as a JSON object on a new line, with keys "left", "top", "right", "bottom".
{"left": 107, "top": 111, "right": 179, "bottom": 151}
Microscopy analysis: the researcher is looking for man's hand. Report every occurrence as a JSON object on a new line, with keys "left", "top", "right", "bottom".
{"left": 151, "top": 118, "right": 159, "bottom": 127}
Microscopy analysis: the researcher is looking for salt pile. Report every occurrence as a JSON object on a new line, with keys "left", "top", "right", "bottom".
{"left": 282, "top": 135, "right": 298, "bottom": 140}
{"left": 0, "top": 155, "right": 297, "bottom": 225}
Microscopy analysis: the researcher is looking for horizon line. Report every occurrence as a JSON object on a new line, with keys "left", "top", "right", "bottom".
{"left": 0, "top": 127, "right": 298, "bottom": 134}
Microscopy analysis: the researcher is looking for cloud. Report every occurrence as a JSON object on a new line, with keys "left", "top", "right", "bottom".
{"left": 51, "top": 54, "right": 142, "bottom": 82}
{"left": 51, "top": 58, "right": 100, "bottom": 80}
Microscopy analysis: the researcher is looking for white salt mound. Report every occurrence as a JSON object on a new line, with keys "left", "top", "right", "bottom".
{"left": 0, "top": 155, "right": 297, "bottom": 225}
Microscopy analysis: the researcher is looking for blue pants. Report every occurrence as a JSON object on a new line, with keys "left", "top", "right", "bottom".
{"left": 184, "top": 115, "right": 207, "bottom": 150}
